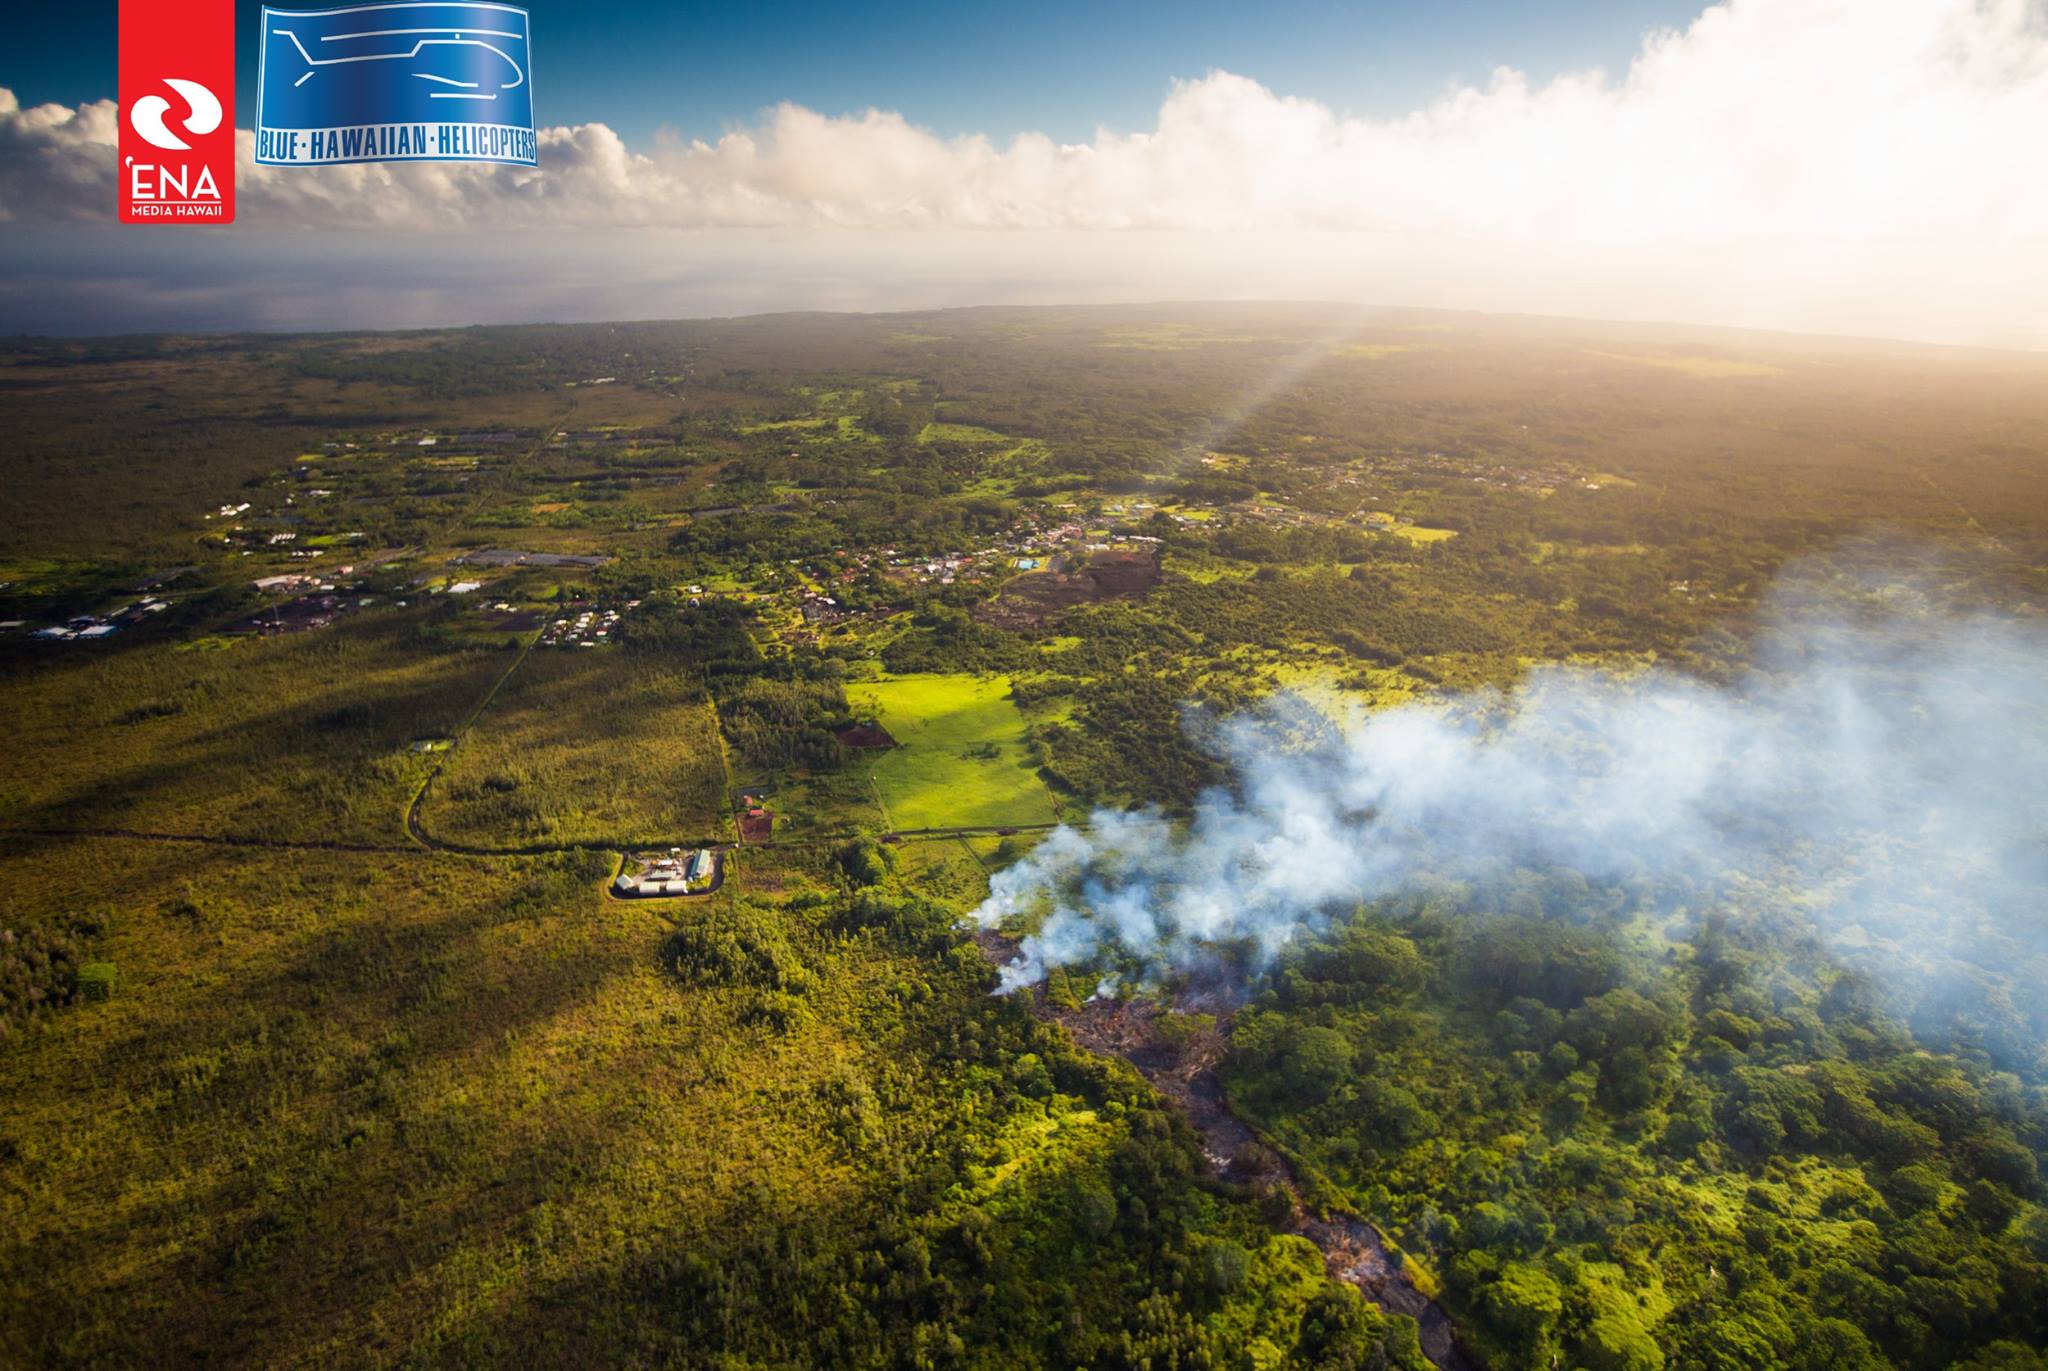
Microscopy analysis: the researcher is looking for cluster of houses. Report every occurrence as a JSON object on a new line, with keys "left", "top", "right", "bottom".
{"left": 767, "top": 510, "right": 1177, "bottom": 645}
{"left": 233, "top": 571, "right": 373, "bottom": 636}
{"left": 393, "top": 430, "right": 535, "bottom": 458}
{"left": 613, "top": 848, "right": 717, "bottom": 898}
{"left": 539, "top": 602, "right": 634, "bottom": 648}
{"left": 232, "top": 595, "right": 356, "bottom": 636}
{"left": 254, "top": 572, "right": 354, "bottom": 595}
{"left": 1462, "top": 464, "right": 1581, "bottom": 492}
{"left": 782, "top": 509, "right": 1170, "bottom": 605}
{"left": 203, "top": 487, "right": 364, "bottom": 560}
{"left": 8, "top": 595, "right": 173, "bottom": 643}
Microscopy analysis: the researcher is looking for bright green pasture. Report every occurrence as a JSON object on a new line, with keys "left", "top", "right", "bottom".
{"left": 916, "top": 422, "right": 1011, "bottom": 446}
{"left": 844, "top": 674, "right": 1056, "bottom": 831}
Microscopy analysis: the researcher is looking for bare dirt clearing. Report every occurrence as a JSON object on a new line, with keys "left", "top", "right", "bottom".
{"left": 979, "top": 549, "right": 1160, "bottom": 629}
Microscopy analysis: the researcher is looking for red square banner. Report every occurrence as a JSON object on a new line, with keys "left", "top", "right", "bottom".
{"left": 118, "top": 0, "right": 235, "bottom": 223}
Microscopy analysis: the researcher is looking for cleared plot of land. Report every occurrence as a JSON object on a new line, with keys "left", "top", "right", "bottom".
{"left": 422, "top": 652, "right": 728, "bottom": 846}
{"left": 980, "top": 549, "right": 1161, "bottom": 630}
{"left": 1362, "top": 513, "right": 1459, "bottom": 545}
{"left": 844, "top": 674, "right": 1057, "bottom": 831}
{"left": 754, "top": 768, "right": 883, "bottom": 840}
{"left": 1387, "top": 524, "right": 1457, "bottom": 544}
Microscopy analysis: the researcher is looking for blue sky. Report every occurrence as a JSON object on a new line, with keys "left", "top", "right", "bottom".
{"left": 31, "top": 0, "right": 1706, "bottom": 143}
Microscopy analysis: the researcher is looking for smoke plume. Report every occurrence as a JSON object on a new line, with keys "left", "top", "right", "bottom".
{"left": 975, "top": 559, "right": 2048, "bottom": 1058}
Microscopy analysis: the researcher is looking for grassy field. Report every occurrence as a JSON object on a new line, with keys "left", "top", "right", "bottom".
{"left": 916, "top": 422, "right": 1012, "bottom": 446}
{"left": 752, "top": 768, "right": 885, "bottom": 840}
{"left": 1384, "top": 522, "right": 1459, "bottom": 544}
{"left": 420, "top": 651, "right": 728, "bottom": 848}
{"left": 0, "top": 615, "right": 505, "bottom": 845}
{"left": 844, "top": 674, "right": 1058, "bottom": 831}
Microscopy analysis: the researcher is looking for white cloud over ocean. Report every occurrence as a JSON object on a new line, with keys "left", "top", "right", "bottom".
{"left": 2, "top": 0, "right": 2045, "bottom": 339}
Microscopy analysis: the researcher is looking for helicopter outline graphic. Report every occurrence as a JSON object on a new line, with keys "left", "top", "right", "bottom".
{"left": 255, "top": 2, "right": 536, "bottom": 166}
{"left": 268, "top": 15, "right": 525, "bottom": 102}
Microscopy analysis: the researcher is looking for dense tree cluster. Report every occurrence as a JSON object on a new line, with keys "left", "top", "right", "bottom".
{"left": 1223, "top": 900, "right": 2048, "bottom": 1371}
{"left": 0, "top": 922, "right": 90, "bottom": 1037}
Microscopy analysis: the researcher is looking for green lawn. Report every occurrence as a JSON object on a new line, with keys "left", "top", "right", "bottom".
{"left": 845, "top": 674, "right": 1057, "bottom": 831}
{"left": 915, "top": 421, "right": 1012, "bottom": 446}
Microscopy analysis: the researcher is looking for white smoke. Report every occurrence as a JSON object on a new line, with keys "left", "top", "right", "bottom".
{"left": 975, "top": 560, "right": 2048, "bottom": 1053}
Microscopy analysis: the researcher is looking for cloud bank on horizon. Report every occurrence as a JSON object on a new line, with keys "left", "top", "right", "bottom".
{"left": 2, "top": 0, "right": 2045, "bottom": 340}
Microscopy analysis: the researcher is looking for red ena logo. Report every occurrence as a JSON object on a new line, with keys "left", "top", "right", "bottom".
{"left": 119, "top": 0, "right": 236, "bottom": 224}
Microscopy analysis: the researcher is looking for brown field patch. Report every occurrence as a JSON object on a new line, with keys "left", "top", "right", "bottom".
{"left": 835, "top": 722, "right": 898, "bottom": 749}
{"left": 980, "top": 549, "right": 1160, "bottom": 629}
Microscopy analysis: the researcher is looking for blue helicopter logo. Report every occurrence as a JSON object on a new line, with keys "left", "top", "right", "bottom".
{"left": 256, "top": 2, "right": 536, "bottom": 165}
